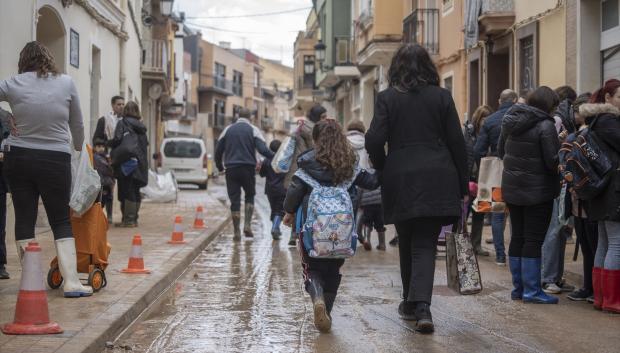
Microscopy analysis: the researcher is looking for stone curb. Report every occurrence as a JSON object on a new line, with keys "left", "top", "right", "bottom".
{"left": 68, "top": 214, "right": 231, "bottom": 353}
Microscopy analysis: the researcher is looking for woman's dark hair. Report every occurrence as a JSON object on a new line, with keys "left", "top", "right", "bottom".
{"left": 555, "top": 85, "right": 577, "bottom": 103}
{"left": 388, "top": 44, "right": 439, "bottom": 91}
{"left": 269, "top": 139, "right": 281, "bottom": 153}
{"left": 526, "top": 86, "right": 560, "bottom": 114}
{"left": 590, "top": 79, "right": 620, "bottom": 104}
{"left": 573, "top": 92, "right": 591, "bottom": 110}
{"left": 307, "top": 105, "right": 327, "bottom": 123}
{"left": 346, "top": 120, "right": 366, "bottom": 134}
{"left": 312, "top": 120, "right": 356, "bottom": 185}
{"left": 18, "top": 41, "right": 59, "bottom": 77}
{"left": 123, "top": 101, "right": 141, "bottom": 120}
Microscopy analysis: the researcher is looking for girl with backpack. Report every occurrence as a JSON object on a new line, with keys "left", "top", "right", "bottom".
{"left": 283, "top": 119, "right": 378, "bottom": 333}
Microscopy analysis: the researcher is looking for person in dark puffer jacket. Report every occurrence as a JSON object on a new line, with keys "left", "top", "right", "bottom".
{"left": 580, "top": 79, "right": 620, "bottom": 313}
{"left": 498, "top": 86, "right": 561, "bottom": 304}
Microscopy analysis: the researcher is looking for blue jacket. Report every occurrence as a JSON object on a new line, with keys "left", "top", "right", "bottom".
{"left": 215, "top": 118, "right": 274, "bottom": 170}
{"left": 474, "top": 101, "right": 514, "bottom": 162}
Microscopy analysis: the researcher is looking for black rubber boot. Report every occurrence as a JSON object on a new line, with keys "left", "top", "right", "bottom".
{"left": 306, "top": 278, "right": 331, "bottom": 333}
{"left": 414, "top": 302, "right": 434, "bottom": 334}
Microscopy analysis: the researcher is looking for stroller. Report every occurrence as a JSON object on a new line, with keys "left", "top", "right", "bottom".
{"left": 47, "top": 146, "right": 111, "bottom": 292}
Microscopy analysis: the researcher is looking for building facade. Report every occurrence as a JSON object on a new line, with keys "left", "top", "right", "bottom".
{"left": 0, "top": 0, "right": 143, "bottom": 138}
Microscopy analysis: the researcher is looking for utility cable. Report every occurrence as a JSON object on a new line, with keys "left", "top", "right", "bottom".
{"left": 185, "top": 6, "right": 311, "bottom": 19}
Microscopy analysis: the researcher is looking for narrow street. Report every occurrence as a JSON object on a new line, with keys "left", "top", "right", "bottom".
{"left": 108, "top": 181, "right": 620, "bottom": 353}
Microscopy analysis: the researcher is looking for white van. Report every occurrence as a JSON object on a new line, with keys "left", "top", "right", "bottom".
{"left": 158, "top": 137, "right": 208, "bottom": 189}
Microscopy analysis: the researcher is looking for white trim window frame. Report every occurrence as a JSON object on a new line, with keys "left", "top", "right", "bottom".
{"left": 442, "top": 71, "right": 454, "bottom": 96}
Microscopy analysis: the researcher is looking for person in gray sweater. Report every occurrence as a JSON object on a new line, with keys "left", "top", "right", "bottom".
{"left": 0, "top": 41, "right": 91, "bottom": 297}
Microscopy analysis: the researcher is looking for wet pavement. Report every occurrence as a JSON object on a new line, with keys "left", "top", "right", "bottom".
{"left": 109, "top": 181, "right": 620, "bottom": 353}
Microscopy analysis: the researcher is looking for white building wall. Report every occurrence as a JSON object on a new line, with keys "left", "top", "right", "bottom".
{"left": 0, "top": 0, "right": 141, "bottom": 142}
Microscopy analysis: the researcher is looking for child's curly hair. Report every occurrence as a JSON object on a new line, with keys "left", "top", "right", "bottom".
{"left": 312, "top": 120, "right": 357, "bottom": 185}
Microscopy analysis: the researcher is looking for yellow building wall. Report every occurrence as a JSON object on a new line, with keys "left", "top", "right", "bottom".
{"left": 374, "top": 0, "right": 404, "bottom": 36}
{"left": 538, "top": 7, "right": 566, "bottom": 89}
{"left": 515, "top": 0, "right": 560, "bottom": 22}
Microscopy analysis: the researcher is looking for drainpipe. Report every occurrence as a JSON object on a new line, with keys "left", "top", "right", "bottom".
{"left": 119, "top": 37, "right": 126, "bottom": 98}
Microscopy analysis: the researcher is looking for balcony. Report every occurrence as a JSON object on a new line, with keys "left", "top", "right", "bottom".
{"left": 198, "top": 74, "right": 234, "bottom": 96}
{"left": 478, "top": 0, "right": 515, "bottom": 37}
{"left": 142, "top": 39, "right": 168, "bottom": 80}
{"left": 318, "top": 37, "right": 360, "bottom": 88}
{"left": 403, "top": 9, "right": 439, "bottom": 55}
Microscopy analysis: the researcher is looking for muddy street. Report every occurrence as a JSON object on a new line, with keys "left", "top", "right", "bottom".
{"left": 107, "top": 182, "right": 620, "bottom": 353}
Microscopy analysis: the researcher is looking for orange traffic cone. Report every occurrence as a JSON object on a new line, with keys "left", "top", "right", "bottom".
{"left": 121, "top": 235, "right": 151, "bottom": 274}
{"left": 193, "top": 206, "right": 206, "bottom": 229}
{"left": 168, "top": 216, "right": 187, "bottom": 244}
{"left": 2, "top": 241, "right": 63, "bottom": 335}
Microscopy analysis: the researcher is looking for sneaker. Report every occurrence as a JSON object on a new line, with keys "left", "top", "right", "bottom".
{"left": 398, "top": 301, "right": 416, "bottom": 321}
{"left": 542, "top": 283, "right": 562, "bottom": 294}
{"left": 586, "top": 295, "right": 595, "bottom": 303}
{"left": 313, "top": 298, "right": 331, "bottom": 333}
{"left": 0, "top": 265, "right": 9, "bottom": 280}
{"left": 288, "top": 238, "right": 296, "bottom": 246}
{"left": 414, "top": 302, "right": 434, "bottom": 334}
{"left": 363, "top": 241, "right": 372, "bottom": 251}
{"left": 475, "top": 248, "right": 490, "bottom": 257}
{"left": 495, "top": 257, "right": 506, "bottom": 266}
{"left": 558, "top": 280, "right": 575, "bottom": 293}
{"left": 567, "top": 288, "right": 592, "bottom": 301}
{"left": 485, "top": 238, "right": 494, "bottom": 244}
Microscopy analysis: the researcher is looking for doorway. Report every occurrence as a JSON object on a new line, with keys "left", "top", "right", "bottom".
{"left": 90, "top": 46, "right": 101, "bottom": 138}
{"left": 36, "top": 6, "right": 66, "bottom": 72}
{"left": 486, "top": 50, "right": 510, "bottom": 110}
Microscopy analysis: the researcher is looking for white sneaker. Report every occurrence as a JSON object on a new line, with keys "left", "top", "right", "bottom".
{"left": 542, "top": 283, "right": 562, "bottom": 294}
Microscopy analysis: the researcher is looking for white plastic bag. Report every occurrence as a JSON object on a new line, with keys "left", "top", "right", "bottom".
{"left": 70, "top": 144, "right": 102, "bottom": 216}
{"left": 140, "top": 170, "right": 178, "bottom": 203}
{"left": 271, "top": 136, "right": 296, "bottom": 173}
{"left": 472, "top": 157, "right": 506, "bottom": 213}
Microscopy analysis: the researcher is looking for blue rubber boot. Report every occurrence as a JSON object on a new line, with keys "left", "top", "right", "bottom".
{"left": 522, "top": 257, "right": 558, "bottom": 304}
{"left": 508, "top": 257, "right": 523, "bottom": 300}
{"left": 271, "top": 215, "right": 282, "bottom": 240}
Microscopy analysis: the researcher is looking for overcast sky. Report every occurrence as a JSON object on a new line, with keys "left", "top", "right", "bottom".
{"left": 175, "top": 0, "right": 312, "bottom": 67}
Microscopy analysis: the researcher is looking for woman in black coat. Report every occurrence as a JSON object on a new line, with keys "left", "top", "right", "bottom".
{"left": 110, "top": 101, "right": 148, "bottom": 227}
{"left": 498, "top": 86, "right": 561, "bottom": 304}
{"left": 365, "top": 44, "right": 468, "bottom": 334}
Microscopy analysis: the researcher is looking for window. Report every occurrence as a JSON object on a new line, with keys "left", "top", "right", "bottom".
{"left": 215, "top": 62, "right": 226, "bottom": 89}
{"left": 253, "top": 69, "right": 260, "bottom": 88}
{"left": 232, "top": 104, "right": 243, "bottom": 118}
{"left": 303, "top": 55, "right": 315, "bottom": 88}
{"left": 163, "top": 141, "right": 202, "bottom": 158}
{"left": 442, "top": 0, "right": 454, "bottom": 15}
{"left": 602, "top": 0, "right": 619, "bottom": 32}
{"left": 443, "top": 75, "right": 453, "bottom": 96}
{"left": 214, "top": 99, "right": 225, "bottom": 127}
{"left": 335, "top": 37, "right": 350, "bottom": 64}
{"left": 232, "top": 70, "right": 243, "bottom": 96}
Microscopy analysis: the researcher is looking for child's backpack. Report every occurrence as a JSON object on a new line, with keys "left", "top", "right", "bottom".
{"left": 562, "top": 117, "right": 615, "bottom": 201}
{"left": 295, "top": 168, "right": 359, "bottom": 259}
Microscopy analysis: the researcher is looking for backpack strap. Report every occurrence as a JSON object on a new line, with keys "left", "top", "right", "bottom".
{"left": 294, "top": 169, "right": 321, "bottom": 189}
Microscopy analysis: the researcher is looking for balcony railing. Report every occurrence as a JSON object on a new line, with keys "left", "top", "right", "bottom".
{"left": 198, "top": 74, "right": 234, "bottom": 96}
{"left": 481, "top": 0, "right": 514, "bottom": 13}
{"left": 143, "top": 39, "right": 167, "bottom": 74}
{"left": 403, "top": 9, "right": 439, "bottom": 55}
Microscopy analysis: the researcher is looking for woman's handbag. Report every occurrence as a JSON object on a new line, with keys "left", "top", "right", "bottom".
{"left": 473, "top": 156, "right": 506, "bottom": 213}
{"left": 445, "top": 202, "right": 483, "bottom": 295}
{"left": 111, "top": 121, "right": 139, "bottom": 166}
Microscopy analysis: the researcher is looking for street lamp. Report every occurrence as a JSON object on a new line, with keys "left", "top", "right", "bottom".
{"left": 160, "top": 0, "right": 174, "bottom": 17}
{"left": 314, "top": 40, "right": 326, "bottom": 67}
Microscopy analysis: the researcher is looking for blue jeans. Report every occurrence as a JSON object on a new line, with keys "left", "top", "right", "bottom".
{"left": 492, "top": 212, "right": 506, "bottom": 259}
{"left": 541, "top": 197, "right": 571, "bottom": 284}
{"left": 595, "top": 221, "right": 620, "bottom": 270}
